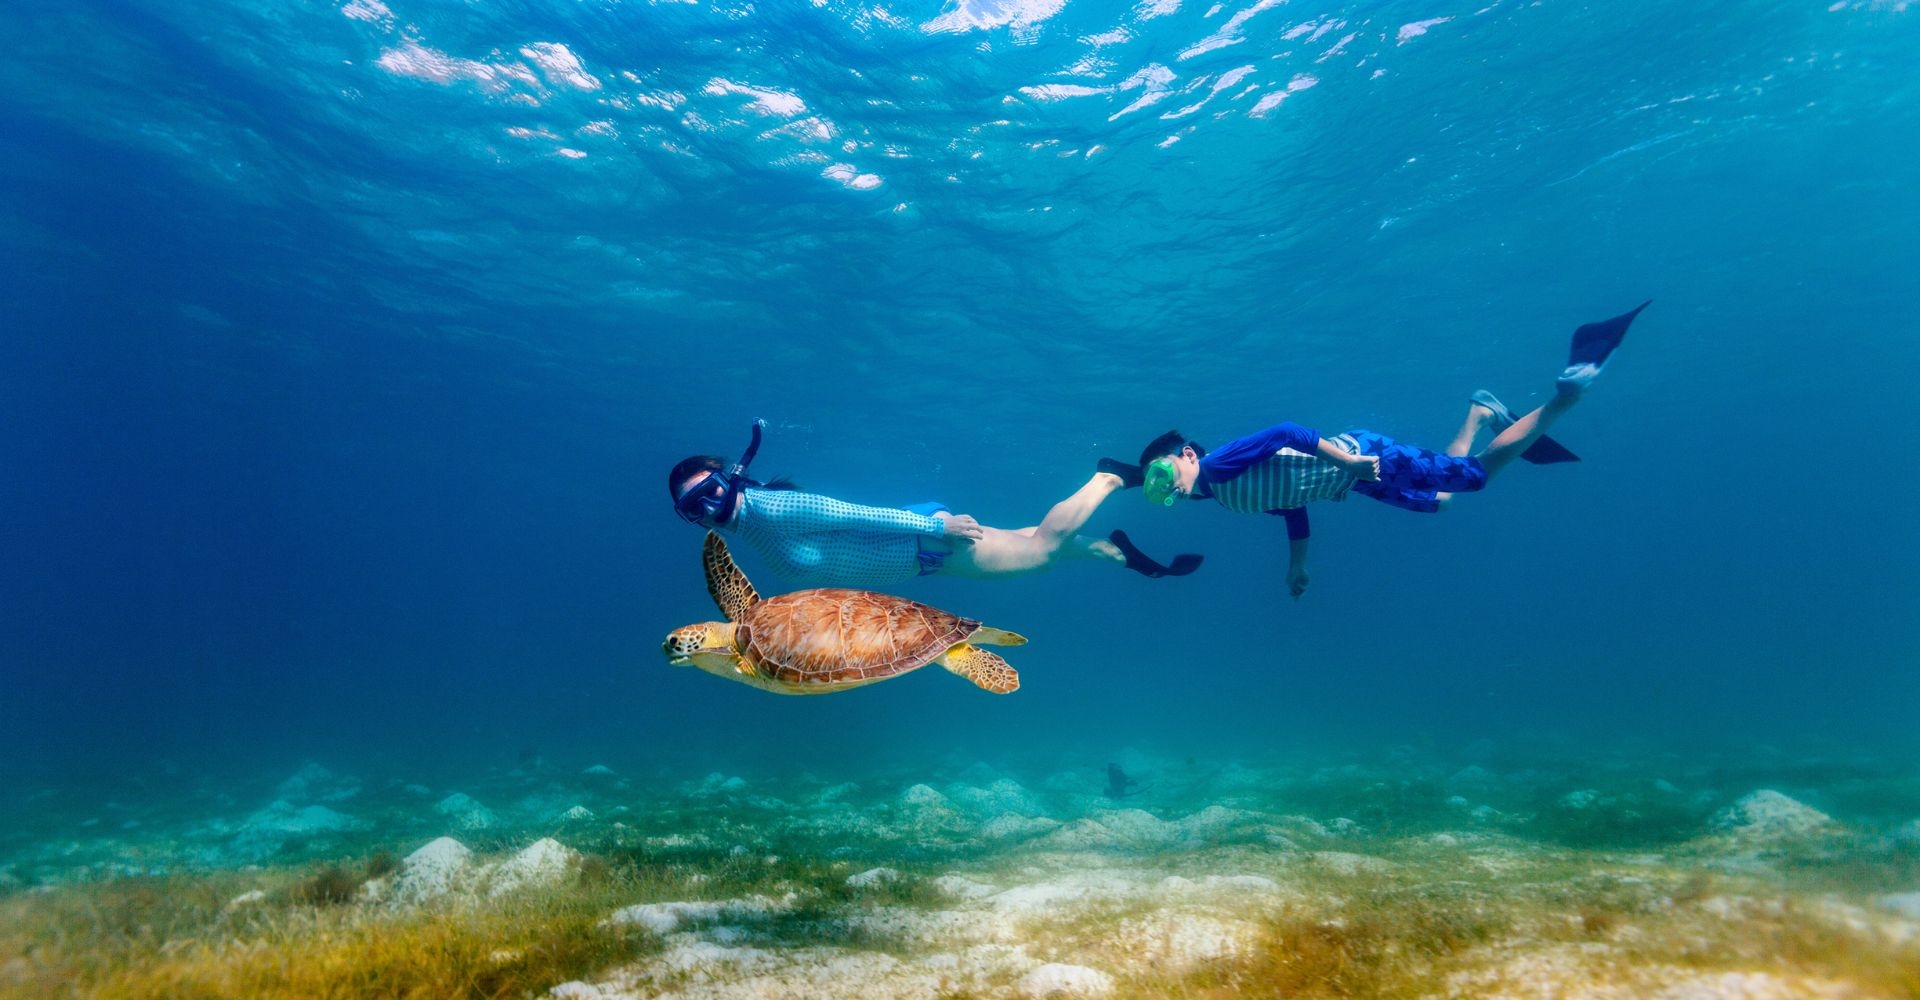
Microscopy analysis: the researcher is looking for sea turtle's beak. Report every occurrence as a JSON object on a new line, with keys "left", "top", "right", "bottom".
{"left": 663, "top": 627, "right": 703, "bottom": 666}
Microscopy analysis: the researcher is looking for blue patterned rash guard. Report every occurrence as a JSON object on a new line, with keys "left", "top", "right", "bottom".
{"left": 720, "top": 487, "right": 947, "bottom": 588}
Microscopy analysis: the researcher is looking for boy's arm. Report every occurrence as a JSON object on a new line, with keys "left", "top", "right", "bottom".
{"left": 1279, "top": 507, "right": 1312, "bottom": 598}
{"left": 1287, "top": 536, "right": 1311, "bottom": 599}
{"left": 1316, "top": 437, "right": 1379, "bottom": 480}
{"left": 1205, "top": 422, "right": 1323, "bottom": 480}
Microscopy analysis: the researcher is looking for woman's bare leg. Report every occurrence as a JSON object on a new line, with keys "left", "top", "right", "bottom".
{"left": 946, "top": 473, "right": 1126, "bottom": 575}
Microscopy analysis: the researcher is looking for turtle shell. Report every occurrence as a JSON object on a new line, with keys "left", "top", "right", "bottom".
{"left": 737, "top": 588, "right": 980, "bottom": 687}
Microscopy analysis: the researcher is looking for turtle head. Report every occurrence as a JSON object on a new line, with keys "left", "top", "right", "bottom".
{"left": 663, "top": 622, "right": 743, "bottom": 677}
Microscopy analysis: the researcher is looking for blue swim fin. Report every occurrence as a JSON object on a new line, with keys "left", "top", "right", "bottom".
{"left": 1568, "top": 300, "right": 1651, "bottom": 368}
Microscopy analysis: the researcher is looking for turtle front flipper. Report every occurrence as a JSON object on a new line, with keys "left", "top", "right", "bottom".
{"left": 703, "top": 531, "right": 761, "bottom": 621}
{"left": 939, "top": 643, "right": 1020, "bottom": 694}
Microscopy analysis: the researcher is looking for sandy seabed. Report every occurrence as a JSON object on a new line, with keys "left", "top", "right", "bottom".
{"left": 3, "top": 745, "right": 1918, "bottom": 998}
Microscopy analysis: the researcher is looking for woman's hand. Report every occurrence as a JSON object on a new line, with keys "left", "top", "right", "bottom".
{"left": 936, "top": 512, "right": 985, "bottom": 542}
{"left": 1344, "top": 453, "right": 1381, "bottom": 481}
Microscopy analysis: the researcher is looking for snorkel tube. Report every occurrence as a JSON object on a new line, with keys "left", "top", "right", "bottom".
{"left": 709, "top": 418, "right": 767, "bottom": 525}
{"left": 726, "top": 418, "right": 767, "bottom": 484}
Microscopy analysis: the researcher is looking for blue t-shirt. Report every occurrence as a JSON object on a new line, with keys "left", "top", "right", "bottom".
{"left": 1195, "top": 422, "right": 1322, "bottom": 540}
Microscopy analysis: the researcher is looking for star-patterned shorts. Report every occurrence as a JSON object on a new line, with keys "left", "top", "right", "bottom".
{"left": 1343, "top": 429, "right": 1488, "bottom": 514}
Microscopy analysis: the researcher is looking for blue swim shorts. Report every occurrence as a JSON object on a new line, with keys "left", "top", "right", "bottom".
{"left": 904, "top": 501, "right": 951, "bottom": 575}
{"left": 1345, "top": 430, "right": 1487, "bottom": 514}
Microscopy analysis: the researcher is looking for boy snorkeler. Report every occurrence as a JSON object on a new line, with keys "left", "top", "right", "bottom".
{"left": 1122, "top": 302, "right": 1647, "bottom": 598}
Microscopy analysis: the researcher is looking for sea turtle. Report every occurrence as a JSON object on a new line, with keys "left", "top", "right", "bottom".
{"left": 663, "top": 532, "right": 1026, "bottom": 695}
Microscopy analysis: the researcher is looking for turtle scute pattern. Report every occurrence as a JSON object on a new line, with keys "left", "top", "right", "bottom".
{"left": 743, "top": 589, "right": 978, "bottom": 686}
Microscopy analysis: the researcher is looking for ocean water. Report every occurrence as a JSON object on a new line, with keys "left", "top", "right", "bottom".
{"left": 3, "top": 0, "right": 1919, "bottom": 996}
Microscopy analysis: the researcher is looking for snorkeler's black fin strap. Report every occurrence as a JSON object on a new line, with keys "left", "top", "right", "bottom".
{"left": 1110, "top": 530, "right": 1204, "bottom": 578}
{"left": 1098, "top": 458, "right": 1145, "bottom": 489}
{"left": 1568, "top": 300, "right": 1651, "bottom": 368}
{"left": 1519, "top": 435, "right": 1580, "bottom": 465}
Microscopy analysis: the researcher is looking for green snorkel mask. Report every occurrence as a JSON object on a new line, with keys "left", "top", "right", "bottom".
{"left": 1143, "top": 458, "right": 1180, "bottom": 507}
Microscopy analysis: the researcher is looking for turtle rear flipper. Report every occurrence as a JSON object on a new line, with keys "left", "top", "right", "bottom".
{"left": 703, "top": 531, "right": 761, "bottom": 621}
{"left": 970, "top": 626, "right": 1028, "bottom": 647}
{"left": 940, "top": 644, "right": 1020, "bottom": 694}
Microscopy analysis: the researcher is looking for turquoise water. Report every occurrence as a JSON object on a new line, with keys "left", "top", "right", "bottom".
{"left": 3, "top": 0, "right": 1919, "bottom": 922}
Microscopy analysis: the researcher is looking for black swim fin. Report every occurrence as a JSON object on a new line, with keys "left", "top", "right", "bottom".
{"left": 1569, "top": 300, "right": 1651, "bottom": 368}
{"left": 1110, "top": 530, "right": 1203, "bottom": 578}
{"left": 1098, "top": 458, "right": 1145, "bottom": 489}
{"left": 1520, "top": 435, "right": 1580, "bottom": 465}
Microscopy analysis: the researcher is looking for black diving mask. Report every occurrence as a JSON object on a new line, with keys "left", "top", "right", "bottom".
{"left": 674, "top": 419, "right": 767, "bottom": 525}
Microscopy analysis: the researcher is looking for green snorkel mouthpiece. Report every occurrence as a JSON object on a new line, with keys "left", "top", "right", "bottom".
{"left": 1143, "top": 458, "right": 1179, "bottom": 507}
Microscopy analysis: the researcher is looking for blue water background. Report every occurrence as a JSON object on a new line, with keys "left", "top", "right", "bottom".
{"left": 2, "top": 0, "right": 1916, "bottom": 789}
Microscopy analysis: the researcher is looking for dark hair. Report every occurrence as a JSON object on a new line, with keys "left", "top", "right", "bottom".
{"left": 1138, "top": 430, "right": 1196, "bottom": 470}
{"left": 668, "top": 455, "right": 724, "bottom": 500}
{"left": 667, "top": 455, "right": 801, "bottom": 500}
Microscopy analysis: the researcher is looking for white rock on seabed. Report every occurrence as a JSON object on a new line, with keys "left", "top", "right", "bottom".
{"left": 1709, "top": 790, "right": 1836, "bottom": 839}
{"left": 1116, "top": 912, "right": 1251, "bottom": 971}
{"left": 1200, "top": 874, "right": 1281, "bottom": 892}
{"left": 223, "top": 889, "right": 268, "bottom": 911}
{"left": 1876, "top": 893, "right": 1920, "bottom": 920}
{"left": 692, "top": 772, "right": 747, "bottom": 795}
{"left": 582, "top": 765, "right": 617, "bottom": 777}
{"left": 557, "top": 805, "right": 595, "bottom": 822}
{"left": 1310, "top": 851, "right": 1394, "bottom": 876}
{"left": 489, "top": 838, "right": 581, "bottom": 897}
{"left": 846, "top": 867, "right": 900, "bottom": 888}
{"left": 1177, "top": 804, "right": 1250, "bottom": 838}
{"left": 1560, "top": 789, "right": 1603, "bottom": 810}
{"left": 895, "top": 783, "right": 967, "bottom": 833}
{"left": 1016, "top": 962, "right": 1115, "bottom": 998}
{"left": 393, "top": 837, "right": 474, "bottom": 903}
{"left": 946, "top": 778, "right": 1046, "bottom": 818}
{"left": 239, "top": 800, "right": 367, "bottom": 835}
{"left": 981, "top": 814, "right": 1060, "bottom": 841}
{"left": 1036, "top": 809, "right": 1179, "bottom": 851}
{"left": 934, "top": 874, "right": 998, "bottom": 899}
{"left": 604, "top": 894, "right": 794, "bottom": 934}
{"left": 898, "top": 783, "right": 955, "bottom": 812}
{"left": 988, "top": 871, "right": 1140, "bottom": 913}
{"left": 228, "top": 800, "right": 370, "bottom": 860}
{"left": 434, "top": 793, "right": 500, "bottom": 831}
